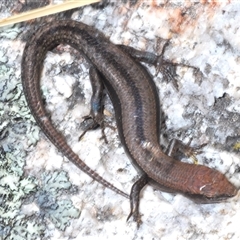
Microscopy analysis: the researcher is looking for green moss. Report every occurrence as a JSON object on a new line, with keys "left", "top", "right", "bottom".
{"left": 233, "top": 142, "right": 240, "bottom": 151}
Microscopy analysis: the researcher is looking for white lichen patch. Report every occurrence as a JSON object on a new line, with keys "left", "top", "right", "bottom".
{"left": 36, "top": 171, "right": 80, "bottom": 231}
{"left": 0, "top": 30, "right": 41, "bottom": 238}
{"left": 0, "top": 23, "right": 80, "bottom": 240}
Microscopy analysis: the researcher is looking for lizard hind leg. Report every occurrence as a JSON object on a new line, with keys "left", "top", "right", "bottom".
{"left": 127, "top": 174, "right": 149, "bottom": 228}
{"left": 79, "top": 66, "right": 111, "bottom": 143}
{"left": 165, "top": 138, "right": 207, "bottom": 164}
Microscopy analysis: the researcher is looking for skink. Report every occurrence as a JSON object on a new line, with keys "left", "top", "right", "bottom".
{"left": 21, "top": 20, "right": 237, "bottom": 223}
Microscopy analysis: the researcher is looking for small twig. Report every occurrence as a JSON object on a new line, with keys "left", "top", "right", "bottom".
{"left": 0, "top": 0, "right": 100, "bottom": 27}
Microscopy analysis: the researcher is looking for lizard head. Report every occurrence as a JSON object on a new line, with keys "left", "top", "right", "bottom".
{"left": 184, "top": 165, "right": 237, "bottom": 203}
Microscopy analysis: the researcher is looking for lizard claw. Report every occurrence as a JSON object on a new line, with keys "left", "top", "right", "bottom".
{"left": 154, "top": 56, "right": 179, "bottom": 90}
{"left": 78, "top": 115, "right": 99, "bottom": 141}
